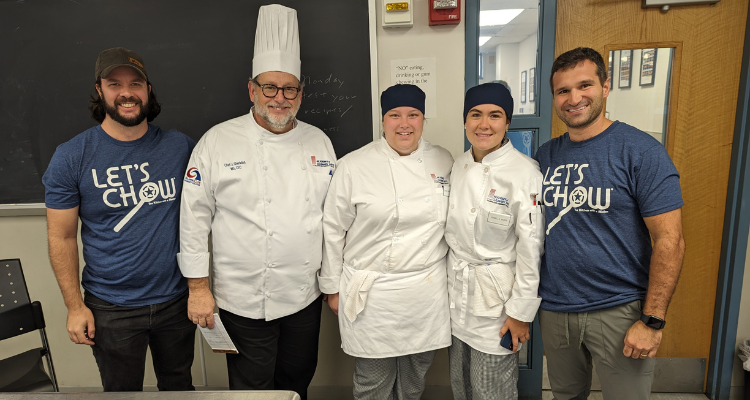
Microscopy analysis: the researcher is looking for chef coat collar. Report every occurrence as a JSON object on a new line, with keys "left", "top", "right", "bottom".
{"left": 379, "top": 136, "right": 425, "bottom": 159}
{"left": 248, "top": 106, "right": 300, "bottom": 142}
{"left": 471, "top": 137, "right": 512, "bottom": 164}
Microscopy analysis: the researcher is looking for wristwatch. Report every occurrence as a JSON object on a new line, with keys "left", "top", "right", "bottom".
{"left": 640, "top": 314, "right": 666, "bottom": 330}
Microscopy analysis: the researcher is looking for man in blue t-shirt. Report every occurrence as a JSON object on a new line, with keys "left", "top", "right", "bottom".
{"left": 535, "top": 47, "right": 685, "bottom": 399}
{"left": 42, "top": 48, "right": 196, "bottom": 391}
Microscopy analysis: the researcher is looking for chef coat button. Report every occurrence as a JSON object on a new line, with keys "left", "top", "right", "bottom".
{"left": 268, "top": 231, "right": 274, "bottom": 236}
{"left": 471, "top": 208, "right": 476, "bottom": 213}
{"left": 302, "top": 166, "right": 306, "bottom": 170}
{"left": 453, "top": 240, "right": 458, "bottom": 246}
{"left": 468, "top": 249, "right": 474, "bottom": 254}
{"left": 484, "top": 167, "right": 489, "bottom": 173}
{"left": 307, "top": 229, "right": 311, "bottom": 234}
{"left": 417, "top": 158, "right": 422, "bottom": 163}
{"left": 397, "top": 198, "right": 403, "bottom": 204}
{"left": 439, "top": 221, "right": 444, "bottom": 225}
{"left": 464, "top": 164, "right": 468, "bottom": 169}
{"left": 268, "top": 263, "right": 274, "bottom": 268}
{"left": 392, "top": 236, "right": 399, "bottom": 242}
{"left": 263, "top": 166, "right": 268, "bottom": 171}
{"left": 266, "top": 198, "right": 271, "bottom": 203}
{"left": 389, "top": 158, "right": 394, "bottom": 162}
{"left": 298, "top": 142, "right": 302, "bottom": 145}
{"left": 259, "top": 141, "right": 264, "bottom": 145}
{"left": 266, "top": 293, "right": 271, "bottom": 298}
{"left": 451, "top": 204, "right": 455, "bottom": 209}
{"left": 305, "top": 261, "right": 310, "bottom": 265}
{"left": 425, "top": 197, "right": 430, "bottom": 203}
{"left": 305, "top": 196, "right": 310, "bottom": 201}
{"left": 421, "top": 239, "right": 427, "bottom": 245}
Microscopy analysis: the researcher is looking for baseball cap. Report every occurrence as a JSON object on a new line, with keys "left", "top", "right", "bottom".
{"left": 95, "top": 47, "right": 148, "bottom": 81}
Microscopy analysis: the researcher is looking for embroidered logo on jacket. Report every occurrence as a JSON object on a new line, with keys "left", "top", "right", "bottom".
{"left": 184, "top": 167, "right": 201, "bottom": 186}
{"left": 311, "top": 156, "right": 334, "bottom": 168}
{"left": 430, "top": 174, "right": 449, "bottom": 184}
{"left": 486, "top": 189, "right": 509, "bottom": 206}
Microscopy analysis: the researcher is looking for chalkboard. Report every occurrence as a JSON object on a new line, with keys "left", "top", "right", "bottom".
{"left": 0, "top": 0, "right": 376, "bottom": 205}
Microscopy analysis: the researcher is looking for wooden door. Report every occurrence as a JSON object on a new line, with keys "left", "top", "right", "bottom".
{"left": 553, "top": 0, "right": 748, "bottom": 386}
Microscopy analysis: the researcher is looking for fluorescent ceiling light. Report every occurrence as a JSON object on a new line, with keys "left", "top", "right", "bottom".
{"left": 480, "top": 9, "right": 524, "bottom": 27}
{"left": 479, "top": 36, "right": 491, "bottom": 46}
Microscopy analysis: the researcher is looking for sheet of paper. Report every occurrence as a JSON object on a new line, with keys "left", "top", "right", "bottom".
{"left": 390, "top": 58, "right": 437, "bottom": 118}
{"left": 197, "top": 313, "right": 239, "bottom": 354}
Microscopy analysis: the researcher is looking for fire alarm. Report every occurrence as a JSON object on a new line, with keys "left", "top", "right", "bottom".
{"left": 429, "top": 0, "right": 461, "bottom": 26}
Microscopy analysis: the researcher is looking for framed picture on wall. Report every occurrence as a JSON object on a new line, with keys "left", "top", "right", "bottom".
{"left": 608, "top": 51, "right": 614, "bottom": 84}
{"left": 639, "top": 48, "right": 657, "bottom": 86}
{"left": 520, "top": 70, "right": 527, "bottom": 104}
{"left": 619, "top": 49, "right": 632, "bottom": 89}
{"left": 529, "top": 68, "right": 536, "bottom": 102}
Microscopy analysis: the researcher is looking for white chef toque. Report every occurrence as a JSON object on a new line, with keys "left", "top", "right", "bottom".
{"left": 252, "top": 4, "right": 301, "bottom": 80}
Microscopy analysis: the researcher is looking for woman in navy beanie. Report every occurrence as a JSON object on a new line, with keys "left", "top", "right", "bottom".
{"left": 319, "top": 84, "right": 454, "bottom": 399}
{"left": 444, "top": 82, "right": 545, "bottom": 400}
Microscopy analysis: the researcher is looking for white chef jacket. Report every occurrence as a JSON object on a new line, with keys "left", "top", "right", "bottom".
{"left": 178, "top": 111, "right": 336, "bottom": 321}
{"left": 319, "top": 138, "right": 453, "bottom": 358}
{"left": 444, "top": 143, "right": 544, "bottom": 355}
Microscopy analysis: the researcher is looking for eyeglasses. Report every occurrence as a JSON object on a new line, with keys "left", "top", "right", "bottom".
{"left": 254, "top": 82, "right": 301, "bottom": 100}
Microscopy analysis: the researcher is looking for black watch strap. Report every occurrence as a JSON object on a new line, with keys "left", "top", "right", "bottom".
{"left": 640, "top": 314, "right": 666, "bottom": 330}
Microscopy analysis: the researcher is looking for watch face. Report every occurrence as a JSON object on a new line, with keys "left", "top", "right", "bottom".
{"left": 642, "top": 315, "right": 666, "bottom": 330}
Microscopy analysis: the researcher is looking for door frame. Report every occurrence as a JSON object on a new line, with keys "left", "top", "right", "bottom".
{"left": 464, "top": 0, "right": 557, "bottom": 398}
{"left": 708, "top": 7, "right": 750, "bottom": 400}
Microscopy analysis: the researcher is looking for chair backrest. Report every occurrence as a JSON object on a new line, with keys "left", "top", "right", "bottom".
{"left": 0, "top": 259, "right": 43, "bottom": 341}
{"left": 0, "top": 259, "right": 31, "bottom": 310}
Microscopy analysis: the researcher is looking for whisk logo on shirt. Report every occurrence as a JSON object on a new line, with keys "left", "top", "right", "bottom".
{"left": 90, "top": 163, "right": 178, "bottom": 232}
{"left": 542, "top": 163, "right": 613, "bottom": 235}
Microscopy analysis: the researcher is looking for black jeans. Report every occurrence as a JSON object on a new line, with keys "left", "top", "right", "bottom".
{"left": 84, "top": 290, "right": 196, "bottom": 391}
{"left": 220, "top": 295, "right": 323, "bottom": 400}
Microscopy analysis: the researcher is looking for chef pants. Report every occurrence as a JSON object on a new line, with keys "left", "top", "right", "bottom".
{"left": 352, "top": 350, "right": 436, "bottom": 400}
{"left": 448, "top": 336, "right": 518, "bottom": 400}
{"left": 219, "top": 295, "right": 323, "bottom": 400}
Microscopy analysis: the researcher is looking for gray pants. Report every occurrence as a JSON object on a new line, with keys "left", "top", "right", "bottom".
{"left": 449, "top": 336, "right": 518, "bottom": 400}
{"left": 539, "top": 300, "right": 655, "bottom": 400}
{"left": 353, "top": 351, "right": 436, "bottom": 400}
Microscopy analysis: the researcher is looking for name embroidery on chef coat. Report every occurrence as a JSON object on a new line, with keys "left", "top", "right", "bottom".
{"left": 486, "top": 189, "right": 509, "bottom": 206}
{"left": 430, "top": 174, "right": 449, "bottom": 184}
{"left": 311, "top": 156, "right": 335, "bottom": 168}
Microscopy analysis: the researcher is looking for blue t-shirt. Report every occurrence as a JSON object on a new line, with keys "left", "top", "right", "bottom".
{"left": 43, "top": 124, "right": 196, "bottom": 307}
{"left": 534, "top": 121, "right": 683, "bottom": 313}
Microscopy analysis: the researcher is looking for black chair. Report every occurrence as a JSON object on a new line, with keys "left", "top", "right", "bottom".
{"left": 0, "top": 259, "right": 59, "bottom": 392}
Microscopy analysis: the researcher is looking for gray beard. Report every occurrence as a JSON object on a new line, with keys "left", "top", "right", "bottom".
{"left": 253, "top": 94, "right": 299, "bottom": 130}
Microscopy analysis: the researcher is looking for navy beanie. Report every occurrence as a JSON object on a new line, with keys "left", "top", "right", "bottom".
{"left": 381, "top": 84, "right": 426, "bottom": 117}
{"left": 463, "top": 83, "right": 514, "bottom": 123}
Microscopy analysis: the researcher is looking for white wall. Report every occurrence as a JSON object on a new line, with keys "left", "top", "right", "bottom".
{"left": 0, "top": 0, "right": 466, "bottom": 390}
{"left": 517, "top": 32, "right": 537, "bottom": 115}
{"left": 377, "top": 0, "right": 466, "bottom": 159}
{"left": 480, "top": 51, "right": 497, "bottom": 83}
{"left": 492, "top": 32, "right": 537, "bottom": 116}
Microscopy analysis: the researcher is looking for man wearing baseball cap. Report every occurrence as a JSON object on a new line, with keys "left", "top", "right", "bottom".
{"left": 43, "top": 47, "right": 196, "bottom": 391}
{"left": 178, "top": 5, "right": 336, "bottom": 399}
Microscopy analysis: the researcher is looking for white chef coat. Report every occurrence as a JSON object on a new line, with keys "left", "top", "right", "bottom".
{"left": 444, "top": 143, "right": 544, "bottom": 355}
{"left": 178, "top": 111, "right": 336, "bottom": 321}
{"left": 319, "top": 138, "right": 453, "bottom": 358}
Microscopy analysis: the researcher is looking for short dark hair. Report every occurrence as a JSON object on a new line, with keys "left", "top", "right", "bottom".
{"left": 89, "top": 78, "right": 162, "bottom": 123}
{"left": 549, "top": 47, "right": 608, "bottom": 93}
